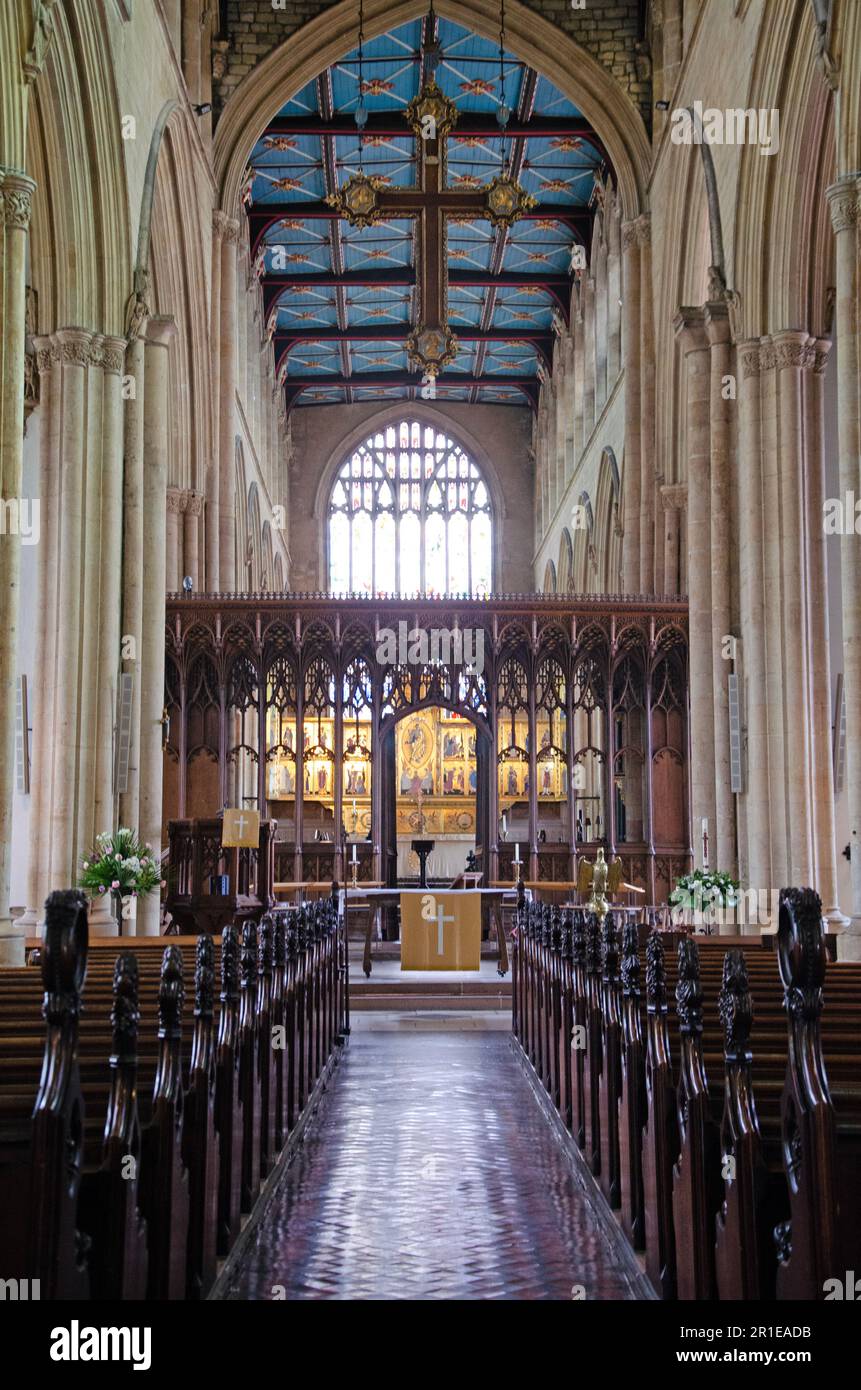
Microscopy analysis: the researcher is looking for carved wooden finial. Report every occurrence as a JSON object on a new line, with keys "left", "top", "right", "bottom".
{"left": 111, "top": 953, "right": 140, "bottom": 1065}
{"left": 571, "top": 908, "right": 586, "bottom": 964}
{"left": 240, "top": 921, "right": 258, "bottom": 987}
{"left": 718, "top": 949, "right": 753, "bottom": 1063}
{"left": 620, "top": 920, "right": 640, "bottom": 997}
{"left": 585, "top": 912, "right": 602, "bottom": 972}
{"left": 220, "top": 923, "right": 240, "bottom": 1004}
{"left": 41, "top": 888, "right": 89, "bottom": 1025}
{"left": 194, "top": 934, "right": 215, "bottom": 1020}
{"left": 158, "top": 945, "right": 184, "bottom": 1041}
{"left": 258, "top": 914, "right": 274, "bottom": 976}
{"left": 601, "top": 909, "right": 619, "bottom": 982}
{"left": 778, "top": 886, "right": 826, "bottom": 1022}
{"left": 675, "top": 937, "right": 702, "bottom": 1036}
{"left": 645, "top": 931, "right": 667, "bottom": 1012}
{"left": 273, "top": 913, "right": 286, "bottom": 968}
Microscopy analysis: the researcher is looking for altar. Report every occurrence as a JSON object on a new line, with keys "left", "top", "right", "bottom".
{"left": 341, "top": 885, "right": 519, "bottom": 976}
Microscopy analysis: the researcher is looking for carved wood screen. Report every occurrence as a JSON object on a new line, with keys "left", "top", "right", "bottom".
{"left": 164, "top": 594, "right": 690, "bottom": 901}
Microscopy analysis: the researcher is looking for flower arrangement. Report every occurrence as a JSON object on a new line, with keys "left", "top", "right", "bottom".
{"left": 669, "top": 869, "right": 739, "bottom": 914}
{"left": 79, "top": 828, "right": 164, "bottom": 901}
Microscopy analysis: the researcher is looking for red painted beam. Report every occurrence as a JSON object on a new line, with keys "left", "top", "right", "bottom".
{"left": 249, "top": 202, "right": 591, "bottom": 254}
{"left": 262, "top": 113, "right": 605, "bottom": 144}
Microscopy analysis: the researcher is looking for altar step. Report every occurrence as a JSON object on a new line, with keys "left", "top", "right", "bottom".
{"left": 349, "top": 976, "right": 511, "bottom": 1012}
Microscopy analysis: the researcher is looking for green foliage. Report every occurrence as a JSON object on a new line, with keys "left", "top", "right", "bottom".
{"left": 79, "top": 827, "right": 163, "bottom": 899}
{"left": 669, "top": 868, "right": 739, "bottom": 910}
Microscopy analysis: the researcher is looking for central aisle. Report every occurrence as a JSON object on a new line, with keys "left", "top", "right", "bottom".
{"left": 222, "top": 1030, "right": 638, "bottom": 1301}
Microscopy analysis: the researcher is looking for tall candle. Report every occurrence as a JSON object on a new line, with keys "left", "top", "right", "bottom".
{"left": 352, "top": 842, "right": 357, "bottom": 865}
{"left": 514, "top": 843, "right": 521, "bottom": 864}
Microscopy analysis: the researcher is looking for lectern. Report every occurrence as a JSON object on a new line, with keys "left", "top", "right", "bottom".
{"left": 410, "top": 839, "right": 434, "bottom": 889}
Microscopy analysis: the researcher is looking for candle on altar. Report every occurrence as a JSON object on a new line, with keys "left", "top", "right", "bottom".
{"left": 514, "top": 842, "right": 521, "bottom": 865}
{"left": 351, "top": 842, "right": 357, "bottom": 865}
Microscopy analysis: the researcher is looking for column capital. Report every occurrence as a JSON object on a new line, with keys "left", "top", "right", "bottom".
{"left": 92, "top": 334, "right": 127, "bottom": 375}
{"left": 635, "top": 213, "right": 651, "bottom": 246}
{"left": 704, "top": 300, "right": 731, "bottom": 345}
{"left": 739, "top": 339, "right": 762, "bottom": 379}
{"left": 213, "top": 209, "right": 241, "bottom": 243}
{"left": 184, "top": 490, "right": 204, "bottom": 517}
{"left": 661, "top": 482, "right": 687, "bottom": 511}
{"left": 673, "top": 306, "right": 708, "bottom": 354}
{"left": 826, "top": 177, "right": 861, "bottom": 235}
{"left": 52, "top": 326, "right": 95, "bottom": 367}
{"left": 761, "top": 329, "right": 816, "bottom": 372}
{"left": 811, "top": 336, "right": 832, "bottom": 374}
{"left": 1, "top": 170, "right": 36, "bottom": 228}
{"left": 621, "top": 219, "right": 640, "bottom": 253}
{"left": 145, "top": 315, "right": 177, "bottom": 350}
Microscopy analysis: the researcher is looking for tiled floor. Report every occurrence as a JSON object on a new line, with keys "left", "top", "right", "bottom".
{"left": 222, "top": 1031, "right": 637, "bottom": 1301}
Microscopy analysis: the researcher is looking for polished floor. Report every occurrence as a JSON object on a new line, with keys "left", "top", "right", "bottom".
{"left": 222, "top": 1031, "right": 638, "bottom": 1300}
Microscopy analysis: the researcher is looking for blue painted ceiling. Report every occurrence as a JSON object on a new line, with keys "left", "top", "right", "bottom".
{"left": 245, "top": 15, "right": 608, "bottom": 410}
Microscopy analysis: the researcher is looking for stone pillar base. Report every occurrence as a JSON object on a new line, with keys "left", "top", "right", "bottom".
{"left": 0, "top": 922, "right": 26, "bottom": 967}
{"left": 836, "top": 918, "right": 861, "bottom": 961}
{"left": 88, "top": 895, "right": 119, "bottom": 937}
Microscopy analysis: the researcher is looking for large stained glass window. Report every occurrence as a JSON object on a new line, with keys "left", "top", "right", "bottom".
{"left": 328, "top": 420, "right": 493, "bottom": 596}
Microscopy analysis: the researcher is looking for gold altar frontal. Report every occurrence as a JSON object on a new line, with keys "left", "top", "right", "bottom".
{"left": 400, "top": 891, "right": 482, "bottom": 971}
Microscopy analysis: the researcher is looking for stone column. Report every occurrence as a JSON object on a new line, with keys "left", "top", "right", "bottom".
{"left": 166, "top": 486, "right": 183, "bottom": 591}
{"left": 827, "top": 179, "right": 861, "bottom": 955}
{"left": 138, "top": 317, "right": 176, "bottom": 935}
{"left": 805, "top": 338, "right": 843, "bottom": 923}
{"left": 119, "top": 332, "right": 146, "bottom": 834}
{"left": 757, "top": 342, "right": 789, "bottom": 888}
{"left": 737, "top": 342, "right": 771, "bottom": 896}
{"left": 184, "top": 490, "right": 202, "bottom": 589}
{"left": 92, "top": 338, "right": 127, "bottom": 843}
{"left": 0, "top": 172, "right": 35, "bottom": 963}
{"left": 582, "top": 275, "right": 596, "bottom": 444}
{"left": 207, "top": 212, "right": 225, "bottom": 590}
{"left": 674, "top": 309, "right": 716, "bottom": 865}
{"left": 638, "top": 216, "right": 656, "bottom": 593}
{"left": 572, "top": 303, "right": 585, "bottom": 463}
{"left": 217, "top": 214, "right": 240, "bottom": 591}
{"left": 21, "top": 335, "right": 60, "bottom": 930}
{"left": 49, "top": 329, "right": 92, "bottom": 892}
{"left": 775, "top": 331, "right": 815, "bottom": 885}
{"left": 660, "top": 483, "right": 686, "bottom": 596}
{"left": 621, "top": 222, "right": 641, "bottom": 591}
{"left": 705, "top": 302, "right": 736, "bottom": 875}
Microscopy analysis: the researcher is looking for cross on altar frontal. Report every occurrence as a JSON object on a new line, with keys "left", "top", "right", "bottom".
{"left": 400, "top": 890, "right": 481, "bottom": 970}
{"left": 327, "top": 79, "right": 536, "bottom": 377}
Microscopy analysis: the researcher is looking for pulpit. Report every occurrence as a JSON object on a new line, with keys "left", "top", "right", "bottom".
{"left": 166, "top": 816, "right": 277, "bottom": 934}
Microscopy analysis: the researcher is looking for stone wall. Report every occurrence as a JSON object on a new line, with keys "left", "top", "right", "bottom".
{"left": 214, "top": 1, "right": 649, "bottom": 123}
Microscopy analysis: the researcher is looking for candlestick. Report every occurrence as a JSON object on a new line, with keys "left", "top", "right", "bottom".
{"left": 351, "top": 842, "right": 358, "bottom": 865}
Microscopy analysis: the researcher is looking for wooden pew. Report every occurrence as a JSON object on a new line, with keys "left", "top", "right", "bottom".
{"left": 510, "top": 886, "right": 861, "bottom": 1302}
{"left": 0, "top": 889, "right": 92, "bottom": 1300}
{"left": 0, "top": 889, "right": 347, "bottom": 1303}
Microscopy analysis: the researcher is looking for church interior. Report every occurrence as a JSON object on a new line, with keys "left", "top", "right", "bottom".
{"left": 1, "top": 0, "right": 861, "bottom": 1334}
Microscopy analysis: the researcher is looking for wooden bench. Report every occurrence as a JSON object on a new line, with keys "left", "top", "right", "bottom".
{"left": 511, "top": 889, "right": 861, "bottom": 1301}
{"left": 0, "top": 889, "right": 347, "bottom": 1301}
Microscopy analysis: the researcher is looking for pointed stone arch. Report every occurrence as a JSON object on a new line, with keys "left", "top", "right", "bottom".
{"left": 213, "top": 0, "right": 650, "bottom": 222}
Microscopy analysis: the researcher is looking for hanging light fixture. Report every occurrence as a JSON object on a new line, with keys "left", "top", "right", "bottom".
{"left": 496, "top": 0, "right": 511, "bottom": 128}
{"left": 424, "top": 0, "right": 442, "bottom": 78}
{"left": 355, "top": 0, "right": 368, "bottom": 131}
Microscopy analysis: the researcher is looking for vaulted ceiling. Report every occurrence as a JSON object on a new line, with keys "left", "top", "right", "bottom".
{"left": 245, "top": 13, "right": 609, "bottom": 412}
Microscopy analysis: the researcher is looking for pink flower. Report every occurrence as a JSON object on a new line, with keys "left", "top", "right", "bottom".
{"left": 160, "top": 879, "right": 166, "bottom": 888}
{"left": 111, "top": 879, "right": 120, "bottom": 890}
